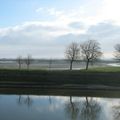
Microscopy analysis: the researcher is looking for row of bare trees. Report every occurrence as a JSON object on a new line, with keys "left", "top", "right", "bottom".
{"left": 16, "top": 55, "right": 32, "bottom": 70}
{"left": 16, "top": 41, "right": 120, "bottom": 71}
{"left": 65, "top": 40, "right": 102, "bottom": 70}
{"left": 65, "top": 40, "right": 120, "bottom": 70}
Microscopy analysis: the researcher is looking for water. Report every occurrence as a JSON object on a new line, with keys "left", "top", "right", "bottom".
{"left": 0, "top": 59, "right": 111, "bottom": 70}
{"left": 107, "top": 63, "right": 120, "bottom": 67}
{"left": 0, "top": 94, "right": 120, "bottom": 120}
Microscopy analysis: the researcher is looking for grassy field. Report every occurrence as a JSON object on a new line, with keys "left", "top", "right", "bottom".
{"left": 81, "top": 66, "right": 120, "bottom": 72}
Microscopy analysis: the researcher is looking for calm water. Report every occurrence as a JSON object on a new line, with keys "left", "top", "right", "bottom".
{"left": 0, "top": 95, "right": 120, "bottom": 120}
{"left": 0, "top": 60, "right": 109, "bottom": 70}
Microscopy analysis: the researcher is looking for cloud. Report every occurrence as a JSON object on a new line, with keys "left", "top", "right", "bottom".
{"left": 80, "top": 22, "right": 120, "bottom": 59}
{"left": 36, "top": 7, "right": 44, "bottom": 13}
{"left": 0, "top": 21, "right": 69, "bottom": 45}
{"left": 0, "top": 21, "right": 72, "bottom": 58}
{"left": 36, "top": 7, "right": 64, "bottom": 16}
{"left": 0, "top": 20, "right": 119, "bottom": 59}
{"left": 87, "top": 22, "right": 120, "bottom": 39}
{"left": 35, "top": 2, "right": 105, "bottom": 31}
{"left": 1, "top": 0, "right": 120, "bottom": 59}
{"left": 98, "top": 0, "right": 120, "bottom": 24}
{"left": 69, "top": 22, "right": 85, "bottom": 29}
{"left": 35, "top": 7, "right": 89, "bottom": 27}
{"left": 54, "top": 21, "right": 120, "bottom": 59}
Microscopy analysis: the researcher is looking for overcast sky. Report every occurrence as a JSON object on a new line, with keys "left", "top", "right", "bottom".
{"left": 0, "top": 0, "right": 120, "bottom": 59}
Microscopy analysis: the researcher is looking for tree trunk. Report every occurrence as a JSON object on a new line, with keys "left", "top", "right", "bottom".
{"left": 70, "top": 60, "right": 73, "bottom": 70}
{"left": 86, "top": 59, "right": 89, "bottom": 70}
{"left": 27, "top": 64, "right": 29, "bottom": 70}
{"left": 19, "top": 64, "right": 21, "bottom": 70}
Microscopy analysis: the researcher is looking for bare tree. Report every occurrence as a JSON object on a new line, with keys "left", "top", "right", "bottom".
{"left": 80, "top": 40, "right": 102, "bottom": 70}
{"left": 24, "top": 55, "right": 33, "bottom": 70}
{"left": 65, "top": 42, "right": 80, "bottom": 70}
{"left": 16, "top": 56, "right": 23, "bottom": 69}
{"left": 114, "top": 44, "right": 120, "bottom": 61}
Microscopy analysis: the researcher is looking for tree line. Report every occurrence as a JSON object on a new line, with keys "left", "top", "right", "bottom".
{"left": 65, "top": 40, "right": 120, "bottom": 70}
{"left": 16, "top": 40, "right": 120, "bottom": 70}
{"left": 16, "top": 55, "right": 32, "bottom": 70}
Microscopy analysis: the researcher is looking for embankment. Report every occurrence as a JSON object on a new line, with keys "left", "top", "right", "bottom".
{"left": 0, "top": 69, "right": 120, "bottom": 90}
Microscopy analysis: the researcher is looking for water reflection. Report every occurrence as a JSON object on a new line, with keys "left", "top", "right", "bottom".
{"left": 65, "top": 97, "right": 101, "bottom": 120}
{"left": 79, "top": 97, "right": 101, "bottom": 120}
{"left": 0, "top": 95, "right": 120, "bottom": 120}
{"left": 48, "top": 96, "right": 52, "bottom": 104}
{"left": 65, "top": 96, "right": 80, "bottom": 120}
{"left": 112, "top": 102, "right": 120, "bottom": 120}
{"left": 17, "top": 95, "right": 33, "bottom": 107}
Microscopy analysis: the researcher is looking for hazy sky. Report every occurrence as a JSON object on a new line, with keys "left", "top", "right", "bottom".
{"left": 0, "top": 0, "right": 120, "bottom": 59}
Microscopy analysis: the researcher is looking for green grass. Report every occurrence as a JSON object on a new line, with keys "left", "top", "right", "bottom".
{"left": 0, "top": 66, "right": 120, "bottom": 72}
{"left": 0, "top": 67, "right": 120, "bottom": 88}
{"left": 81, "top": 67, "right": 120, "bottom": 72}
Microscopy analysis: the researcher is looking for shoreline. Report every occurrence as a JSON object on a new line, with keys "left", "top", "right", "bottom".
{"left": 0, "top": 86, "right": 120, "bottom": 98}
{"left": 0, "top": 82, "right": 120, "bottom": 90}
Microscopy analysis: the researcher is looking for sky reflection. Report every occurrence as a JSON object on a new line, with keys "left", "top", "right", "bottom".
{"left": 0, "top": 95, "right": 119, "bottom": 120}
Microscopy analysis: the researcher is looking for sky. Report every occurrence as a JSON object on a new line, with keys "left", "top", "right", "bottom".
{"left": 0, "top": 0, "right": 120, "bottom": 59}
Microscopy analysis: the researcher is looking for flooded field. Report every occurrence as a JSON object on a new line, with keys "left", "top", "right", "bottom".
{"left": 0, "top": 59, "right": 115, "bottom": 70}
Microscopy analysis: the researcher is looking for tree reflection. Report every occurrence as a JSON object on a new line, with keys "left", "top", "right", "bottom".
{"left": 112, "top": 105, "right": 120, "bottom": 120}
{"left": 65, "top": 96, "right": 101, "bottom": 120}
{"left": 48, "top": 96, "right": 52, "bottom": 105}
{"left": 65, "top": 96, "right": 80, "bottom": 120}
{"left": 24, "top": 95, "right": 33, "bottom": 107}
{"left": 17, "top": 95, "right": 33, "bottom": 107}
{"left": 79, "top": 97, "right": 101, "bottom": 120}
{"left": 17, "top": 95, "right": 24, "bottom": 105}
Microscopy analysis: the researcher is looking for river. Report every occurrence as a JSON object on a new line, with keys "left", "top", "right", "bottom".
{"left": 0, "top": 92, "right": 120, "bottom": 120}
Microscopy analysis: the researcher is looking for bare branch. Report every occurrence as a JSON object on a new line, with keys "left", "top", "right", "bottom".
{"left": 80, "top": 40, "right": 102, "bottom": 70}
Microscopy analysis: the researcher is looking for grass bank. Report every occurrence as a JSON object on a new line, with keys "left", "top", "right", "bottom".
{"left": 81, "top": 66, "right": 120, "bottom": 72}
{"left": 0, "top": 67, "right": 120, "bottom": 88}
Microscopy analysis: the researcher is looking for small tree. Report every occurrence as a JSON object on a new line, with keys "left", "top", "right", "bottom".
{"left": 65, "top": 42, "right": 80, "bottom": 70}
{"left": 80, "top": 40, "right": 102, "bottom": 70}
{"left": 16, "top": 56, "right": 23, "bottom": 69}
{"left": 24, "top": 55, "right": 33, "bottom": 70}
{"left": 114, "top": 44, "right": 120, "bottom": 61}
